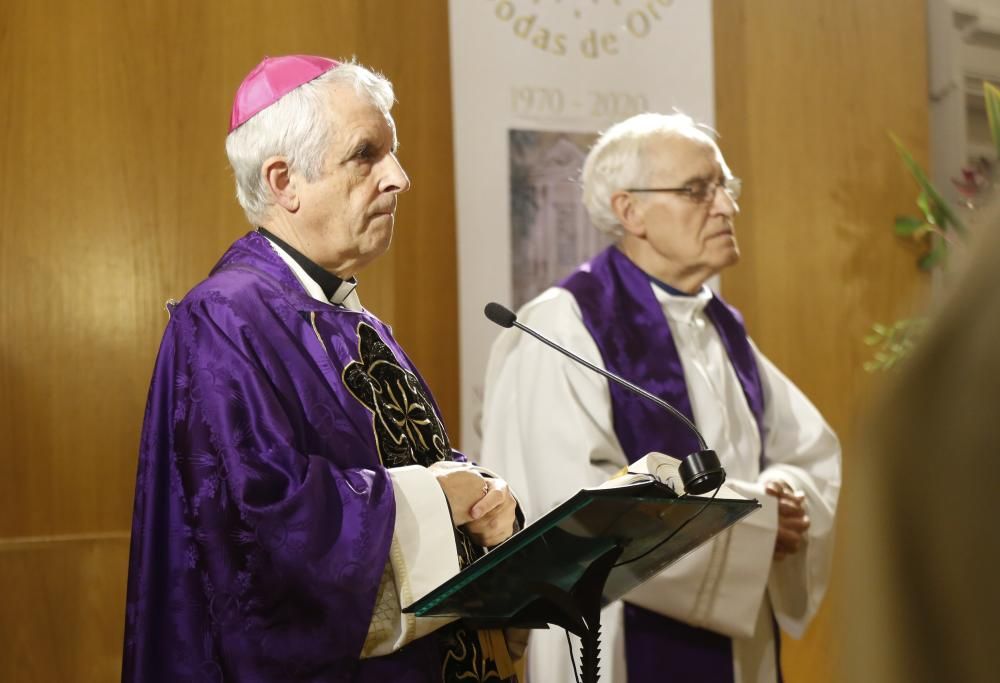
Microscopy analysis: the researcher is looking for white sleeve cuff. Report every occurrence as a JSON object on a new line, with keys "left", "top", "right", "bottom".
{"left": 759, "top": 465, "right": 838, "bottom": 637}
{"left": 362, "top": 465, "right": 461, "bottom": 657}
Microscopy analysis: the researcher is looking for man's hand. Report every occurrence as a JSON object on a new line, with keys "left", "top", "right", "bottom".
{"left": 764, "top": 480, "right": 810, "bottom": 561}
{"left": 429, "top": 462, "right": 518, "bottom": 548}
{"left": 464, "top": 477, "right": 517, "bottom": 548}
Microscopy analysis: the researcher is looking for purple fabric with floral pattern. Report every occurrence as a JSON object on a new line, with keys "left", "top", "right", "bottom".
{"left": 122, "top": 232, "right": 497, "bottom": 682}
{"left": 560, "top": 246, "right": 767, "bottom": 683}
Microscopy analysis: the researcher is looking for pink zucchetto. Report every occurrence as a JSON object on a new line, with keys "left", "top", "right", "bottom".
{"left": 229, "top": 55, "right": 340, "bottom": 132}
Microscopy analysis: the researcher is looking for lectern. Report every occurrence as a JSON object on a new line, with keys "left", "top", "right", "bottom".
{"left": 404, "top": 478, "right": 759, "bottom": 682}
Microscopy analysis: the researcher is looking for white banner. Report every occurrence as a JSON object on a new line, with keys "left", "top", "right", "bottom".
{"left": 449, "top": 0, "right": 715, "bottom": 453}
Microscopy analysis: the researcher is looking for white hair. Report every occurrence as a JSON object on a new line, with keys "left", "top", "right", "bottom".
{"left": 581, "top": 112, "right": 719, "bottom": 237}
{"left": 225, "top": 60, "right": 396, "bottom": 224}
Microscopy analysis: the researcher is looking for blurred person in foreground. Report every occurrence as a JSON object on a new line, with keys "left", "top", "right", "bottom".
{"left": 479, "top": 113, "right": 841, "bottom": 682}
{"left": 122, "top": 55, "right": 520, "bottom": 682}
{"left": 845, "top": 206, "right": 1000, "bottom": 683}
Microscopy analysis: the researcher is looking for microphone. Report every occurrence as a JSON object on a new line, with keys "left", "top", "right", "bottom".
{"left": 484, "top": 302, "right": 725, "bottom": 495}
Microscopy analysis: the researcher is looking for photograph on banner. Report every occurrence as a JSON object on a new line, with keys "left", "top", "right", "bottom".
{"left": 510, "top": 128, "right": 612, "bottom": 307}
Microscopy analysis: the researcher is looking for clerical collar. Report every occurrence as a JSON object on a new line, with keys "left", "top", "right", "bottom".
{"left": 257, "top": 227, "right": 357, "bottom": 304}
{"left": 647, "top": 274, "right": 697, "bottom": 297}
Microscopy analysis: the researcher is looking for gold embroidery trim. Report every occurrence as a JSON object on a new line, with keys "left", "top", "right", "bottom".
{"left": 478, "top": 628, "right": 515, "bottom": 680}
{"left": 309, "top": 311, "right": 328, "bottom": 353}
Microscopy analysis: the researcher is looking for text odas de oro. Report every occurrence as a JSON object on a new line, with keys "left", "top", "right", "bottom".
{"left": 488, "top": 0, "right": 676, "bottom": 59}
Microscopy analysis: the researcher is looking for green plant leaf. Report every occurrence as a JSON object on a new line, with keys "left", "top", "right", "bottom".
{"left": 919, "top": 242, "right": 947, "bottom": 270}
{"left": 915, "top": 191, "right": 935, "bottom": 225}
{"left": 894, "top": 215, "right": 925, "bottom": 236}
{"left": 890, "top": 133, "right": 967, "bottom": 236}
{"left": 985, "top": 81, "right": 1000, "bottom": 160}
{"left": 863, "top": 315, "right": 928, "bottom": 372}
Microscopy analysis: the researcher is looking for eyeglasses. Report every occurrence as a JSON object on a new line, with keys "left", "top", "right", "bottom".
{"left": 626, "top": 177, "right": 742, "bottom": 204}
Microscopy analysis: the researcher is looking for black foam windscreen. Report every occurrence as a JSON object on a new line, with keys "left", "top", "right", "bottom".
{"left": 484, "top": 302, "right": 517, "bottom": 328}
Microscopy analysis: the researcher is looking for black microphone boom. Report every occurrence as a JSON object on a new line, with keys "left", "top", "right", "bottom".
{"left": 483, "top": 301, "right": 725, "bottom": 495}
{"left": 485, "top": 302, "right": 706, "bottom": 448}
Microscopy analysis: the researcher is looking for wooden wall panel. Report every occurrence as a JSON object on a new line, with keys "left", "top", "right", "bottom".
{"left": 0, "top": 1, "right": 457, "bottom": 680}
{"left": 0, "top": 535, "right": 130, "bottom": 682}
{"left": 713, "top": 1, "right": 929, "bottom": 681}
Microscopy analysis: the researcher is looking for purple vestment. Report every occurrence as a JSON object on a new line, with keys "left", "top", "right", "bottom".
{"left": 560, "top": 246, "right": 768, "bottom": 683}
{"left": 123, "top": 232, "right": 503, "bottom": 682}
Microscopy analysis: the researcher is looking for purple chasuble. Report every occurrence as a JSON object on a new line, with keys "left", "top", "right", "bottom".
{"left": 123, "top": 232, "right": 503, "bottom": 682}
{"left": 559, "top": 246, "right": 768, "bottom": 683}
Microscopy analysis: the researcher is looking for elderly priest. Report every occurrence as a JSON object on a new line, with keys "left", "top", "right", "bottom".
{"left": 480, "top": 113, "right": 842, "bottom": 683}
{"left": 122, "top": 55, "right": 519, "bottom": 682}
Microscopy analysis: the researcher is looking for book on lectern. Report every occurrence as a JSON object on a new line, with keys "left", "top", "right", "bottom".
{"left": 404, "top": 452, "right": 759, "bottom": 627}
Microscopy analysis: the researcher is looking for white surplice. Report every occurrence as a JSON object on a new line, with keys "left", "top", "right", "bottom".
{"left": 478, "top": 284, "right": 841, "bottom": 683}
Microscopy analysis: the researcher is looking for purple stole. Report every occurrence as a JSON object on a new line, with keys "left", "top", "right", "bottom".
{"left": 559, "top": 246, "right": 768, "bottom": 683}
